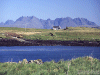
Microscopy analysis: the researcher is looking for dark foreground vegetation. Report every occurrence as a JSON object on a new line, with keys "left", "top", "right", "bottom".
{"left": 0, "top": 56, "right": 100, "bottom": 75}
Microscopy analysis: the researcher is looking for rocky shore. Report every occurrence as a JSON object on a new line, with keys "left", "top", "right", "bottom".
{"left": 5, "top": 59, "right": 43, "bottom": 65}
{"left": 0, "top": 38, "right": 100, "bottom": 46}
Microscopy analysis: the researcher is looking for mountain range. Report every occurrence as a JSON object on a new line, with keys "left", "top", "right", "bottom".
{"left": 0, "top": 16, "right": 98, "bottom": 29}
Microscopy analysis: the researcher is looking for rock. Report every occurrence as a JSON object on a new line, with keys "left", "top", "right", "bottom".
{"left": 28, "top": 60, "right": 34, "bottom": 63}
{"left": 34, "top": 60, "right": 38, "bottom": 64}
{"left": 18, "top": 61, "right": 22, "bottom": 63}
{"left": 37, "top": 59, "right": 42, "bottom": 62}
{"left": 37, "top": 59, "right": 43, "bottom": 64}
{"left": 49, "top": 33, "right": 54, "bottom": 36}
{"left": 34, "top": 59, "right": 43, "bottom": 64}
{"left": 22, "top": 59, "right": 28, "bottom": 64}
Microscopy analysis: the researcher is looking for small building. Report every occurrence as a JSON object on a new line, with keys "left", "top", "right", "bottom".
{"left": 53, "top": 26, "right": 61, "bottom": 30}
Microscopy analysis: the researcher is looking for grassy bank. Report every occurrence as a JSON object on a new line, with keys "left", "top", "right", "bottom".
{"left": 0, "top": 56, "right": 100, "bottom": 75}
{"left": 0, "top": 27, "right": 100, "bottom": 41}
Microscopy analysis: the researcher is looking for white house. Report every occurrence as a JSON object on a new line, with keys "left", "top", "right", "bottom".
{"left": 53, "top": 26, "right": 61, "bottom": 30}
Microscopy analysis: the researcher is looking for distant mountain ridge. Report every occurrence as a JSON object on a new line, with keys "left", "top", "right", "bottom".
{"left": 0, "top": 16, "right": 98, "bottom": 29}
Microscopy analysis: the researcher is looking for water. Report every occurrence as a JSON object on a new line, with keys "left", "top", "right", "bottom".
{"left": 0, "top": 46, "right": 100, "bottom": 62}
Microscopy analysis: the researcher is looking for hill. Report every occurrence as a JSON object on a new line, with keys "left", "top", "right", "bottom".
{"left": 0, "top": 16, "right": 98, "bottom": 29}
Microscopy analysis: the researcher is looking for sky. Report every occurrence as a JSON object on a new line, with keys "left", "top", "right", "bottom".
{"left": 0, "top": 0, "right": 100, "bottom": 26}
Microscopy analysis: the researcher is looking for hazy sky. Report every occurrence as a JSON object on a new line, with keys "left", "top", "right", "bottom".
{"left": 0, "top": 0, "right": 100, "bottom": 26}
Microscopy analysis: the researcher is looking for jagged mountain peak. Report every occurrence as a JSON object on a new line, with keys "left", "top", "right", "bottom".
{"left": 0, "top": 16, "right": 98, "bottom": 29}
{"left": 4, "top": 20, "right": 14, "bottom": 25}
{"left": 16, "top": 16, "right": 38, "bottom": 21}
{"left": 47, "top": 18, "right": 51, "bottom": 21}
{"left": 73, "top": 18, "right": 97, "bottom": 26}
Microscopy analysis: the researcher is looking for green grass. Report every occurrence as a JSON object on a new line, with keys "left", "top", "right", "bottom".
{"left": 0, "top": 34, "right": 6, "bottom": 38}
{"left": 23, "top": 31, "right": 100, "bottom": 41}
{"left": 0, "top": 27, "right": 100, "bottom": 41}
{"left": 0, "top": 56, "right": 100, "bottom": 75}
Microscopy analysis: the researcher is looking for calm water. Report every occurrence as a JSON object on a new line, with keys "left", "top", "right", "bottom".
{"left": 0, "top": 46, "right": 100, "bottom": 62}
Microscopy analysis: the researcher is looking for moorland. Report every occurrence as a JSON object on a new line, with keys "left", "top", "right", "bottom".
{"left": 0, "top": 27, "right": 100, "bottom": 46}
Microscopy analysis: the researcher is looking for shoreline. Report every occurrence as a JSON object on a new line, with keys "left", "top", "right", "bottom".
{"left": 0, "top": 38, "right": 100, "bottom": 46}
{"left": 0, "top": 56, "right": 100, "bottom": 63}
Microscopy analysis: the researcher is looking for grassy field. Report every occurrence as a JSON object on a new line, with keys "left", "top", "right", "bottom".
{"left": 0, "top": 27, "right": 100, "bottom": 41}
{"left": 0, "top": 56, "right": 100, "bottom": 75}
